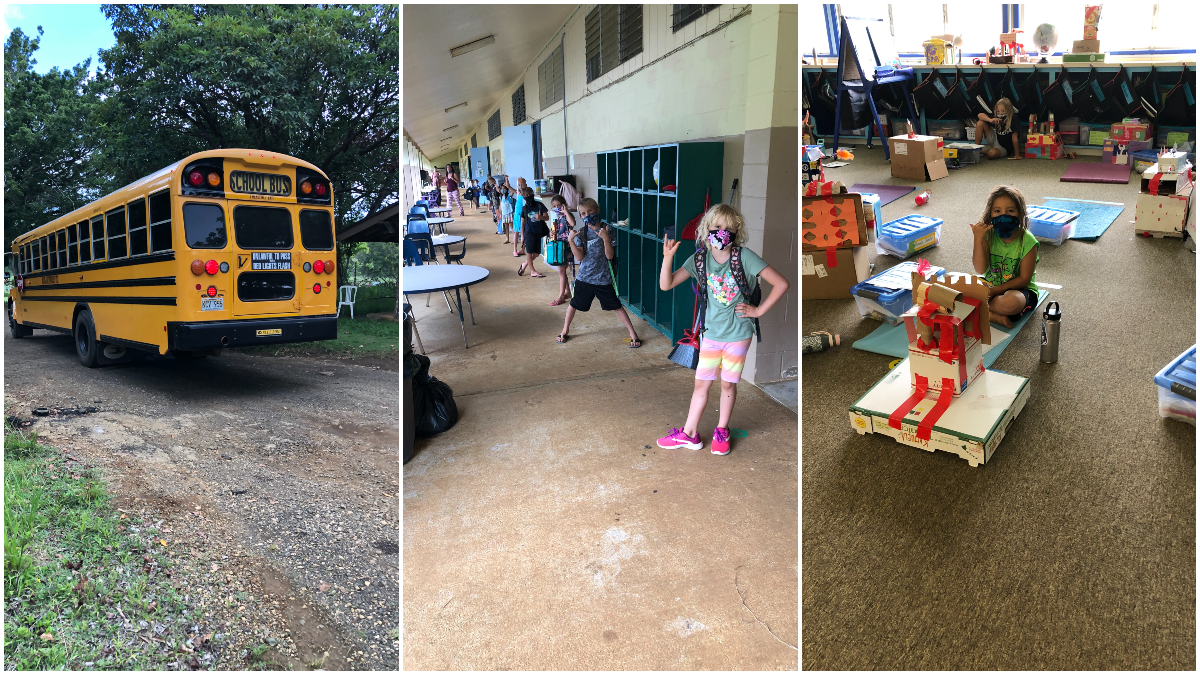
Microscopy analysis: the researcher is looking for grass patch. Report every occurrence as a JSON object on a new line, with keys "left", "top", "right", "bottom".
{"left": 4, "top": 423, "right": 202, "bottom": 670}
{"left": 237, "top": 315, "right": 399, "bottom": 360}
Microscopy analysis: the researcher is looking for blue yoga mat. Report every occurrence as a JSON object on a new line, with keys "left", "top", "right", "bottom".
{"left": 1039, "top": 198, "right": 1125, "bottom": 241}
{"left": 852, "top": 290, "right": 1049, "bottom": 367}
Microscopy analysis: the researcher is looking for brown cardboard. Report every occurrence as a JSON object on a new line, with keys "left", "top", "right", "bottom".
{"left": 911, "top": 271, "right": 992, "bottom": 345}
{"left": 1140, "top": 162, "right": 1193, "bottom": 196}
{"left": 802, "top": 246, "right": 870, "bottom": 299}
{"left": 916, "top": 282, "right": 964, "bottom": 311}
{"left": 801, "top": 193, "right": 869, "bottom": 251}
{"left": 1134, "top": 184, "right": 1192, "bottom": 237}
{"left": 1072, "top": 39, "right": 1101, "bottom": 53}
{"left": 888, "top": 135, "right": 948, "bottom": 181}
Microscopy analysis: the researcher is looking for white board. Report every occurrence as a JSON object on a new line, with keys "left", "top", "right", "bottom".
{"left": 502, "top": 125, "right": 536, "bottom": 186}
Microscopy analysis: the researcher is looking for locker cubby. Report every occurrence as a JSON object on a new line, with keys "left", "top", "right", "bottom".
{"left": 630, "top": 149, "right": 643, "bottom": 192}
{"left": 642, "top": 195, "right": 659, "bottom": 239}
{"left": 630, "top": 192, "right": 643, "bottom": 232}
{"left": 658, "top": 145, "right": 678, "bottom": 191}
{"left": 607, "top": 153, "right": 618, "bottom": 190}
{"left": 626, "top": 235, "right": 643, "bottom": 310}
{"left": 617, "top": 151, "right": 629, "bottom": 189}
{"left": 617, "top": 191, "right": 630, "bottom": 223}
{"left": 616, "top": 228, "right": 632, "bottom": 303}
{"left": 597, "top": 153, "right": 608, "bottom": 188}
{"left": 643, "top": 147, "right": 660, "bottom": 192}
{"left": 659, "top": 195, "right": 677, "bottom": 240}
{"left": 641, "top": 237, "right": 659, "bottom": 318}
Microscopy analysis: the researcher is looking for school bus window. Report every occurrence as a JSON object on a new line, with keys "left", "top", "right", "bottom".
{"left": 91, "top": 216, "right": 106, "bottom": 261}
{"left": 183, "top": 203, "right": 227, "bottom": 249}
{"left": 67, "top": 223, "right": 79, "bottom": 265}
{"left": 128, "top": 197, "right": 148, "bottom": 256}
{"left": 299, "top": 210, "right": 334, "bottom": 251}
{"left": 41, "top": 236, "right": 50, "bottom": 271}
{"left": 233, "top": 205, "right": 293, "bottom": 250}
{"left": 149, "top": 190, "right": 172, "bottom": 253}
{"left": 106, "top": 207, "right": 128, "bottom": 259}
{"left": 57, "top": 229, "right": 68, "bottom": 268}
{"left": 79, "top": 220, "right": 92, "bottom": 263}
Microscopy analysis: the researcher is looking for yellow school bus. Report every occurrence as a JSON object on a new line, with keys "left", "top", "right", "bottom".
{"left": 7, "top": 149, "right": 339, "bottom": 367}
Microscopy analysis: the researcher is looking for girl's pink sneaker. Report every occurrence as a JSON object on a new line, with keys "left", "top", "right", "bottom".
{"left": 711, "top": 427, "right": 731, "bottom": 455}
{"left": 657, "top": 428, "right": 702, "bottom": 450}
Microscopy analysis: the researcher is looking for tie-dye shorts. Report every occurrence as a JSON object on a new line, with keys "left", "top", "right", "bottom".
{"left": 696, "top": 337, "right": 752, "bottom": 383}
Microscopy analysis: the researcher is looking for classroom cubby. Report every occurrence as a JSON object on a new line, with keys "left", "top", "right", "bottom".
{"left": 599, "top": 141, "right": 724, "bottom": 344}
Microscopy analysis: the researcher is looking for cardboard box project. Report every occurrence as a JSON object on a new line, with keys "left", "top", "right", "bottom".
{"left": 900, "top": 274, "right": 992, "bottom": 399}
{"left": 1140, "top": 160, "right": 1194, "bottom": 196}
{"left": 888, "top": 134, "right": 949, "bottom": 181}
{"left": 1103, "top": 138, "right": 1149, "bottom": 163}
{"left": 802, "top": 191, "right": 869, "bottom": 251}
{"left": 1112, "top": 121, "right": 1153, "bottom": 143}
{"left": 802, "top": 246, "right": 870, "bottom": 299}
{"left": 1072, "top": 39, "right": 1101, "bottom": 53}
{"left": 1135, "top": 184, "right": 1192, "bottom": 238}
{"left": 1025, "top": 133, "right": 1065, "bottom": 160}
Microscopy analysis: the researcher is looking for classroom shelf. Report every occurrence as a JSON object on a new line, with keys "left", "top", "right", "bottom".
{"left": 599, "top": 141, "right": 723, "bottom": 344}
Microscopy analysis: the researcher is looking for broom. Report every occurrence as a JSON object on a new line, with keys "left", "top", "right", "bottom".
{"left": 668, "top": 283, "right": 702, "bottom": 369}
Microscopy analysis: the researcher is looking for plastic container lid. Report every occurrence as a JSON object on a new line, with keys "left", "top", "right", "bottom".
{"left": 851, "top": 261, "right": 946, "bottom": 301}
{"left": 878, "top": 215, "right": 943, "bottom": 240}
{"left": 1154, "top": 345, "right": 1197, "bottom": 401}
{"left": 1027, "top": 205, "right": 1079, "bottom": 227}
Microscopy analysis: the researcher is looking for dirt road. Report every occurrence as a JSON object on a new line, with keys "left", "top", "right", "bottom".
{"left": 5, "top": 329, "right": 399, "bottom": 670}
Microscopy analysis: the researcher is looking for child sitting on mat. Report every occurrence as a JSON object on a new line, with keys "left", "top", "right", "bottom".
{"left": 975, "top": 97, "right": 1017, "bottom": 160}
{"left": 656, "top": 204, "right": 790, "bottom": 456}
{"left": 969, "top": 185, "right": 1040, "bottom": 329}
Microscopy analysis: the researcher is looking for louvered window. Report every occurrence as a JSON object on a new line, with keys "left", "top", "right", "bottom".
{"left": 471, "top": 133, "right": 477, "bottom": 148}
{"left": 672, "top": 4, "right": 719, "bottom": 33}
{"left": 512, "top": 84, "right": 526, "bottom": 125}
{"left": 539, "top": 43, "right": 565, "bottom": 110}
{"left": 488, "top": 110, "right": 501, "bottom": 140}
{"left": 585, "top": 5, "right": 643, "bottom": 83}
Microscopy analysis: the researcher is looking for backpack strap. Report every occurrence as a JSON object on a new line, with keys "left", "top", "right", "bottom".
{"left": 730, "top": 247, "right": 763, "bottom": 343}
{"left": 693, "top": 247, "right": 708, "bottom": 334}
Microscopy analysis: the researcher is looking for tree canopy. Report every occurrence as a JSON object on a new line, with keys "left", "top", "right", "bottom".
{"left": 4, "top": 4, "right": 398, "bottom": 262}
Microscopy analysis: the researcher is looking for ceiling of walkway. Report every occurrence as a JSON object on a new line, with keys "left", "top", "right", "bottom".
{"left": 404, "top": 4, "right": 577, "bottom": 159}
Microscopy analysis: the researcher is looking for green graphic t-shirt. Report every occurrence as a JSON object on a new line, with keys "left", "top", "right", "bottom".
{"left": 985, "top": 229, "right": 1039, "bottom": 293}
{"left": 683, "top": 247, "right": 768, "bottom": 342}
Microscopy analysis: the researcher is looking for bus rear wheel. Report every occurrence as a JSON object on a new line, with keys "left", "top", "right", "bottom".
{"left": 75, "top": 310, "right": 100, "bottom": 368}
{"left": 9, "top": 303, "right": 32, "bottom": 339}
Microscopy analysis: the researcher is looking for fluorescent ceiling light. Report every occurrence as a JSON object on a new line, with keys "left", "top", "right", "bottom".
{"left": 450, "top": 35, "right": 495, "bottom": 58}
{"left": 440, "top": 137, "right": 452, "bottom": 142}
{"left": 443, "top": 125, "right": 459, "bottom": 132}
{"left": 445, "top": 102, "right": 468, "bottom": 113}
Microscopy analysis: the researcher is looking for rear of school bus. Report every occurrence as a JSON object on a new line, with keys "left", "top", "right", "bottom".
{"left": 168, "top": 150, "right": 338, "bottom": 353}
{"left": 7, "top": 149, "right": 338, "bottom": 364}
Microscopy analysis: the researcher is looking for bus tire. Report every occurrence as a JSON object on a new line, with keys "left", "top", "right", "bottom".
{"left": 9, "top": 303, "right": 32, "bottom": 339}
{"left": 74, "top": 310, "right": 101, "bottom": 368}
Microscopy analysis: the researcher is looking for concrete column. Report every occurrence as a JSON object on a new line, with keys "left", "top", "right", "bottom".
{"left": 739, "top": 4, "right": 798, "bottom": 384}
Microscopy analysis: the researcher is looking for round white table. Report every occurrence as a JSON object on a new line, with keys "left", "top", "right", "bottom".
{"left": 428, "top": 206, "right": 451, "bottom": 215}
{"left": 426, "top": 217, "right": 454, "bottom": 235}
{"left": 403, "top": 264, "right": 489, "bottom": 348}
{"left": 429, "top": 234, "right": 466, "bottom": 263}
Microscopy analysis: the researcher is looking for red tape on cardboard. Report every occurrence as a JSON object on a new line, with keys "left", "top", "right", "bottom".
{"left": 889, "top": 374, "right": 929, "bottom": 431}
{"left": 825, "top": 247, "right": 838, "bottom": 268}
{"left": 1149, "top": 172, "right": 1164, "bottom": 196}
{"left": 917, "top": 378, "right": 956, "bottom": 441}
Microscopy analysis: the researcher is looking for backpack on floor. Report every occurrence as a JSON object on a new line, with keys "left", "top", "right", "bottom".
{"left": 692, "top": 246, "right": 762, "bottom": 342}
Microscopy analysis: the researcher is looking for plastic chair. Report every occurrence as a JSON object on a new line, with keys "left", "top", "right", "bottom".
{"left": 403, "top": 302, "right": 424, "bottom": 354}
{"left": 443, "top": 239, "right": 467, "bottom": 264}
{"left": 336, "top": 285, "right": 358, "bottom": 318}
{"left": 403, "top": 239, "right": 424, "bottom": 267}
{"left": 406, "top": 216, "right": 430, "bottom": 235}
{"left": 403, "top": 233, "right": 454, "bottom": 312}
{"left": 409, "top": 205, "right": 430, "bottom": 220}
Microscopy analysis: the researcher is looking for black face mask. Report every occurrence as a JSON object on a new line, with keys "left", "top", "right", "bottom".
{"left": 991, "top": 213, "right": 1021, "bottom": 238}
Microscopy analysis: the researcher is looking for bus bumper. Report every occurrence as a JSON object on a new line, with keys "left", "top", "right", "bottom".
{"left": 168, "top": 315, "right": 337, "bottom": 351}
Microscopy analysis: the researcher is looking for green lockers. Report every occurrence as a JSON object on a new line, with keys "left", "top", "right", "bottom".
{"left": 598, "top": 142, "right": 724, "bottom": 344}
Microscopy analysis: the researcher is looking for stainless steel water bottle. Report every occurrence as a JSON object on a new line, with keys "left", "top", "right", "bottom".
{"left": 1040, "top": 301, "right": 1061, "bottom": 363}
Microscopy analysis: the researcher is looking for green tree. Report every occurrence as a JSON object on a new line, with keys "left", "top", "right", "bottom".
{"left": 94, "top": 4, "right": 398, "bottom": 288}
{"left": 4, "top": 27, "right": 105, "bottom": 248}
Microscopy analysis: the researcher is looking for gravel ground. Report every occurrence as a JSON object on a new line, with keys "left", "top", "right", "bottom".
{"left": 5, "top": 329, "right": 399, "bottom": 670}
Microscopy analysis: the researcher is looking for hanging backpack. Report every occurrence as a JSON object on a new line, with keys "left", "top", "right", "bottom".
{"left": 912, "top": 69, "right": 954, "bottom": 120}
{"left": 941, "top": 68, "right": 975, "bottom": 119}
{"left": 1158, "top": 65, "right": 1196, "bottom": 127}
{"left": 1101, "top": 65, "right": 1139, "bottom": 118}
{"left": 965, "top": 69, "right": 998, "bottom": 118}
{"left": 1071, "top": 66, "right": 1110, "bottom": 123}
{"left": 1131, "top": 66, "right": 1162, "bottom": 121}
{"left": 692, "top": 246, "right": 762, "bottom": 343}
{"left": 1042, "top": 69, "right": 1077, "bottom": 121}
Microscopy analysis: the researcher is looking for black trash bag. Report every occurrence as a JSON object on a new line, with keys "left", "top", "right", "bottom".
{"left": 1158, "top": 65, "right": 1196, "bottom": 127}
{"left": 1102, "top": 66, "right": 1138, "bottom": 118}
{"left": 407, "top": 352, "right": 459, "bottom": 438}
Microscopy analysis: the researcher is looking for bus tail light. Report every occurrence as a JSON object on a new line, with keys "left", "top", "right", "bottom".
{"left": 190, "top": 260, "right": 205, "bottom": 275}
{"left": 300, "top": 181, "right": 313, "bottom": 195}
{"left": 207, "top": 172, "right": 221, "bottom": 187}
{"left": 315, "top": 182, "right": 327, "bottom": 197}
{"left": 207, "top": 286, "right": 217, "bottom": 297}
{"left": 325, "top": 260, "right": 334, "bottom": 274}
{"left": 188, "top": 171, "right": 204, "bottom": 186}
{"left": 205, "top": 259, "right": 219, "bottom": 275}
{"left": 313, "top": 259, "right": 325, "bottom": 274}
{"left": 313, "top": 283, "right": 322, "bottom": 294}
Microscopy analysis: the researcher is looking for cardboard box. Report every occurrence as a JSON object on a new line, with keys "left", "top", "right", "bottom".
{"left": 849, "top": 359, "right": 1031, "bottom": 467}
{"left": 802, "top": 246, "right": 870, "bottom": 299}
{"left": 1072, "top": 39, "right": 1101, "bottom": 53}
{"left": 1084, "top": 5, "right": 1102, "bottom": 25}
{"left": 909, "top": 337, "right": 985, "bottom": 398}
{"left": 1063, "top": 52, "right": 1103, "bottom": 62}
{"left": 888, "top": 134, "right": 949, "bottom": 181}
{"left": 1103, "top": 138, "right": 1149, "bottom": 162}
{"left": 1083, "top": 26, "right": 1098, "bottom": 39}
{"left": 1140, "top": 161, "right": 1193, "bottom": 195}
{"left": 1134, "top": 185, "right": 1192, "bottom": 238}
{"left": 1158, "top": 150, "right": 1188, "bottom": 173}
{"left": 1111, "top": 121, "right": 1153, "bottom": 143}
{"left": 802, "top": 192, "right": 868, "bottom": 251}
{"left": 1025, "top": 133, "right": 1066, "bottom": 160}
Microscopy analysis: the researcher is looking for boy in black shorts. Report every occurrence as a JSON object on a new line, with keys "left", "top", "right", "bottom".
{"left": 556, "top": 198, "right": 641, "bottom": 347}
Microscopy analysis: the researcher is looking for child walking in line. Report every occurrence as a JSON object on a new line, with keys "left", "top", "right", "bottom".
{"left": 970, "top": 185, "right": 1040, "bottom": 328}
{"left": 500, "top": 185, "right": 517, "bottom": 249}
{"left": 557, "top": 198, "right": 641, "bottom": 347}
{"left": 516, "top": 186, "right": 550, "bottom": 278}
{"left": 655, "top": 204, "right": 790, "bottom": 455}
{"left": 547, "top": 195, "right": 574, "bottom": 306}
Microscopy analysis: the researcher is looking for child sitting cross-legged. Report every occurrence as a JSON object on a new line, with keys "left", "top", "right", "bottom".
{"left": 969, "top": 185, "right": 1040, "bottom": 328}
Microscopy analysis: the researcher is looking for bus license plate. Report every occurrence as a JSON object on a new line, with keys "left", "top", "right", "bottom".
{"left": 201, "top": 297, "right": 224, "bottom": 311}
{"left": 257, "top": 329, "right": 282, "bottom": 336}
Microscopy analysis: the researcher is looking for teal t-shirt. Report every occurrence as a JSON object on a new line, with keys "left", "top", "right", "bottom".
{"left": 683, "top": 247, "right": 769, "bottom": 342}
{"left": 985, "top": 229, "right": 1039, "bottom": 293}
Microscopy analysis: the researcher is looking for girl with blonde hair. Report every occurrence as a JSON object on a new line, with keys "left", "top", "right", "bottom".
{"left": 975, "top": 97, "right": 1017, "bottom": 160}
{"left": 656, "top": 203, "right": 790, "bottom": 455}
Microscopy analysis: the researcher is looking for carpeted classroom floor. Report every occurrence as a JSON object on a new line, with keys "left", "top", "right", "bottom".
{"left": 802, "top": 145, "right": 1196, "bottom": 670}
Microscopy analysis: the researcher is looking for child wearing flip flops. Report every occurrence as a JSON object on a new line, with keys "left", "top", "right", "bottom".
{"left": 547, "top": 195, "right": 575, "bottom": 306}
{"left": 556, "top": 198, "right": 641, "bottom": 348}
{"left": 516, "top": 186, "right": 550, "bottom": 278}
{"left": 655, "top": 204, "right": 790, "bottom": 456}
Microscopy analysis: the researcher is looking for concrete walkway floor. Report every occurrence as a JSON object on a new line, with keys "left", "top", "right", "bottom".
{"left": 403, "top": 200, "right": 798, "bottom": 670}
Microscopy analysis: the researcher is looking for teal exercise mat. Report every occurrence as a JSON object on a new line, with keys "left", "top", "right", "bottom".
{"left": 852, "top": 290, "right": 1049, "bottom": 367}
{"left": 1038, "top": 198, "right": 1125, "bottom": 241}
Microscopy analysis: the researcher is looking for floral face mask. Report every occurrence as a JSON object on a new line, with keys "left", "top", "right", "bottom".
{"left": 707, "top": 229, "right": 734, "bottom": 250}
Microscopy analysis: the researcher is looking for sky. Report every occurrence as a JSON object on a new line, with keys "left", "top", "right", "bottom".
{"left": 3, "top": 4, "right": 115, "bottom": 74}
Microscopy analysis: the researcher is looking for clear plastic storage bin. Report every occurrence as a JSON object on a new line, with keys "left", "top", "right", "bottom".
{"left": 850, "top": 261, "right": 947, "bottom": 325}
{"left": 1027, "top": 205, "right": 1080, "bottom": 245}
{"left": 876, "top": 215, "right": 943, "bottom": 259}
{"left": 1154, "top": 345, "right": 1196, "bottom": 425}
